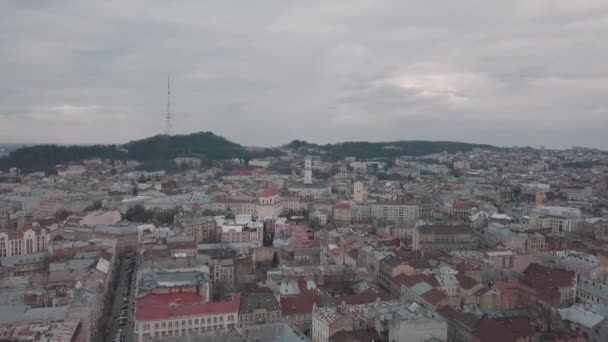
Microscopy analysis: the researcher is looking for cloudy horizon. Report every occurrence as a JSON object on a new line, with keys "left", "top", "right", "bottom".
{"left": 1, "top": 1, "right": 607, "bottom": 149}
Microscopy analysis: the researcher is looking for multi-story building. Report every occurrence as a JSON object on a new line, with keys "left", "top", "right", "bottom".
{"left": 416, "top": 196, "right": 434, "bottom": 220}
{"left": 446, "top": 200, "right": 477, "bottom": 220}
{"left": 138, "top": 270, "right": 211, "bottom": 300}
{"left": 210, "top": 197, "right": 257, "bottom": 216}
{"left": 93, "top": 223, "right": 138, "bottom": 255}
{"left": 36, "top": 197, "right": 64, "bottom": 218}
{"left": 577, "top": 278, "right": 608, "bottom": 305}
{"left": 238, "top": 292, "right": 281, "bottom": 328}
{"left": 358, "top": 246, "right": 394, "bottom": 285}
{"left": 333, "top": 202, "right": 352, "bottom": 226}
{"left": 529, "top": 205, "right": 584, "bottom": 233}
{"left": 521, "top": 263, "right": 575, "bottom": 307}
{"left": 256, "top": 187, "right": 283, "bottom": 219}
{"left": 379, "top": 302, "right": 447, "bottom": 342}
{"left": 353, "top": 182, "right": 366, "bottom": 203}
{"left": 281, "top": 294, "right": 324, "bottom": 334}
{"left": 311, "top": 306, "right": 352, "bottom": 342}
{"left": 0, "top": 226, "right": 50, "bottom": 257}
{"left": 309, "top": 208, "right": 329, "bottom": 227}
{"left": 281, "top": 193, "right": 308, "bottom": 214}
{"left": 134, "top": 293, "right": 240, "bottom": 341}
{"left": 215, "top": 215, "right": 263, "bottom": 244}
{"left": 208, "top": 258, "right": 235, "bottom": 290}
{"left": 370, "top": 202, "right": 419, "bottom": 225}
{"left": 561, "top": 185, "right": 593, "bottom": 201}
{"left": 175, "top": 214, "right": 218, "bottom": 244}
{"left": 378, "top": 255, "right": 414, "bottom": 292}
{"left": 351, "top": 205, "right": 371, "bottom": 223}
{"left": 412, "top": 224, "right": 476, "bottom": 251}
{"left": 484, "top": 223, "right": 546, "bottom": 252}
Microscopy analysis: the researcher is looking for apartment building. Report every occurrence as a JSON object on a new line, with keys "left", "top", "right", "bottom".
{"left": 210, "top": 198, "right": 257, "bottom": 216}
{"left": 370, "top": 202, "right": 419, "bottom": 224}
{"left": 529, "top": 206, "right": 584, "bottom": 233}
{"left": 175, "top": 214, "right": 218, "bottom": 244}
{"left": 333, "top": 202, "right": 352, "bottom": 226}
{"left": 0, "top": 226, "right": 50, "bottom": 257}
{"left": 238, "top": 292, "right": 281, "bottom": 328}
{"left": 412, "top": 224, "right": 476, "bottom": 251}
{"left": 134, "top": 293, "right": 240, "bottom": 341}
{"left": 561, "top": 185, "right": 593, "bottom": 201}
{"left": 215, "top": 215, "right": 263, "bottom": 244}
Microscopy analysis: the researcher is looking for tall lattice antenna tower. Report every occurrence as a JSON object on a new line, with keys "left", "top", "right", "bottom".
{"left": 165, "top": 76, "right": 172, "bottom": 135}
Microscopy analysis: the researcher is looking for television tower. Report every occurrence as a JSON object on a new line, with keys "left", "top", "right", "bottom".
{"left": 165, "top": 76, "right": 172, "bottom": 135}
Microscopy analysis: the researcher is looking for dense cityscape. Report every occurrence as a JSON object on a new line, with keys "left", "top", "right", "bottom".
{"left": 2, "top": 1, "right": 608, "bottom": 341}
{"left": 1, "top": 140, "right": 608, "bottom": 342}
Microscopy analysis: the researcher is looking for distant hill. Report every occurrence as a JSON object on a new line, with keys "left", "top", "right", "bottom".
{"left": 0, "top": 132, "right": 278, "bottom": 173}
{"left": 0, "top": 132, "right": 495, "bottom": 173}
{"left": 0, "top": 144, "right": 126, "bottom": 173}
{"left": 285, "top": 139, "right": 494, "bottom": 160}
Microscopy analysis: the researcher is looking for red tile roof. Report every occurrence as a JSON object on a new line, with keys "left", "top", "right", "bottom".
{"left": 421, "top": 288, "right": 447, "bottom": 306}
{"left": 260, "top": 186, "right": 279, "bottom": 197}
{"left": 474, "top": 316, "right": 536, "bottom": 342}
{"left": 230, "top": 169, "right": 254, "bottom": 176}
{"left": 523, "top": 263, "right": 575, "bottom": 290}
{"left": 281, "top": 294, "right": 324, "bottom": 316}
{"left": 135, "top": 292, "right": 240, "bottom": 321}
{"left": 456, "top": 274, "right": 479, "bottom": 290}
{"left": 334, "top": 202, "right": 351, "bottom": 210}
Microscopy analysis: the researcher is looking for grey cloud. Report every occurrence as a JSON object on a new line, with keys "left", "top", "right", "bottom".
{"left": 0, "top": 0, "right": 607, "bottom": 148}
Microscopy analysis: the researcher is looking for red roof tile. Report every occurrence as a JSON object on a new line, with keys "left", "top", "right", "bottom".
{"left": 230, "top": 169, "right": 254, "bottom": 176}
{"left": 456, "top": 274, "right": 479, "bottom": 290}
{"left": 339, "top": 289, "right": 388, "bottom": 305}
{"left": 281, "top": 294, "right": 324, "bottom": 316}
{"left": 523, "top": 263, "right": 575, "bottom": 290}
{"left": 474, "top": 316, "right": 536, "bottom": 342}
{"left": 421, "top": 288, "right": 447, "bottom": 306}
{"left": 260, "top": 186, "right": 279, "bottom": 197}
{"left": 135, "top": 292, "right": 240, "bottom": 321}
{"left": 334, "top": 202, "right": 351, "bottom": 210}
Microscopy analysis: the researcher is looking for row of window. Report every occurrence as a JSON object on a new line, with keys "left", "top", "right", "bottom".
{"left": 141, "top": 315, "right": 235, "bottom": 331}
{"left": 141, "top": 324, "right": 236, "bottom": 338}
{"left": 0, "top": 237, "right": 44, "bottom": 257}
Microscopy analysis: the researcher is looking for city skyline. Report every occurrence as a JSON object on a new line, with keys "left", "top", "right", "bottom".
{"left": 1, "top": 1, "right": 608, "bottom": 149}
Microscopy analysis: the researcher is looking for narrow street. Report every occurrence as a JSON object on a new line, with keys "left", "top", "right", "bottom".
{"left": 106, "top": 256, "right": 137, "bottom": 342}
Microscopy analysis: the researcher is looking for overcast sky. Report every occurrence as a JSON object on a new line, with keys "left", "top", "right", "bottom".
{"left": 1, "top": 1, "right": 607, "bottom": 149}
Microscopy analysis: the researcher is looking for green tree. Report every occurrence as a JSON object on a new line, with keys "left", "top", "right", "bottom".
{"left": 55, "top": 209, "right": 73, "bottom": 221}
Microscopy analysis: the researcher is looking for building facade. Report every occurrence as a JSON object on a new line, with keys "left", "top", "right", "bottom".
{"left": 134, "top": 293, "right": 240, "bottom": 342}
{"left": 412, "top": 224, "right": 476, "bottom": 251}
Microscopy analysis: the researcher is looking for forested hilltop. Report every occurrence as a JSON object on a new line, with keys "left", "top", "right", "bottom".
{"left": 0, "top": 132, "right": 495, "bottom": 173}
{"left": 285, "top": 139, "right": 494, "bottom": 161}
{"left": 0, "top": 132, "right": 276, "bottom": 173}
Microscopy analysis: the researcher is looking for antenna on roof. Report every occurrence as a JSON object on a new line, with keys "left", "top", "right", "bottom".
{"left": 165, "top": 76, "right": 172, "bottom": 135}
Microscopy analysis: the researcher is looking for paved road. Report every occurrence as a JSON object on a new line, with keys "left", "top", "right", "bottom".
{"left": 107, "top": 256, "right": 137, "bottom": 342}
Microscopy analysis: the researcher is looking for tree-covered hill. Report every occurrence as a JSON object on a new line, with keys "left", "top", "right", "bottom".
{"left": 124, "top": 132, "right": 244, "bottom": 161}
{"left": 0, "top": 131, "right": 495, "bottom": 173}
{"left": 0, "top": 144, "right": 126, "bottom": 173}
{"left": 0, "top": 132, "right": 276, "bottom": 173}
{"left": 285, "top": 139, "right": 494, "bottom": 160}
